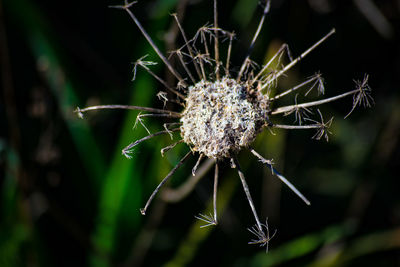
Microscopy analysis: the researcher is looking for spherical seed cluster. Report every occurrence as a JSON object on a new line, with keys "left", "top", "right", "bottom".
{"left": 180, "top": 77, "right": 270, "bottom": 159}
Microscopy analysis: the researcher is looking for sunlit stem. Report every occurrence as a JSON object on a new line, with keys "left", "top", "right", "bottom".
{"left": 271, "top": 74, "right": 321, "bottom": 101}
{"left": 233, "top": 157, "right": 263, "bottom": 232}
{"left": 172, "top": 14, "right": 203, "bottom": 80}
{"left": 237, "top": 1, "right": 271, "bottom": 81}
{"left": 271, "top": 88, "right": 357, "bottom": 115}
{"left": 118, "top": 4, "right": 186, "bottom": 87}
{"left": 140, "top": 151, "right": 191, "bottom": 215}
{"left": 261, "top": 28, "right": 336, "bottom": 91}
{"left": 212, "top": 161, "right": 219, "bottom": 224}
{"left": 192, "top": 154, "right": 204, "bottom": 176}
{"left": 272, "top": 124, "right": 322, "bottom": 130}
{"left": 161, "top": 140, "right": 184, "bottom": 157}
{"left": 252, "top": 43, "right": 288, "bottom": 85}
{"left": 136, "top": 113, "right": 179, "bottom": 119}
{"left": 75, "top": 105, "right": 181, "bottom": 117}
{"left": 122, "top": 127, "right": 180, "bottom": 158}
{"left": 214, "top": 0, "right": 220, "bottom": 80}
{"left": 250, "top": 148, "right": 310, "bottom": 205}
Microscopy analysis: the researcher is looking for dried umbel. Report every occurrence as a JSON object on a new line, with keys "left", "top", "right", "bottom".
{"left": 181, "top": 77, "right": 269, "bottom": 159}
{"left": 76, "top": 0, "right": 373, "bottom": 249}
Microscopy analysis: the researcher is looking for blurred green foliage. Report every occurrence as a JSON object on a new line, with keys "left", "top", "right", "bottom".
{"left": 1, "top": 0, "right": 400, "bottom": 266}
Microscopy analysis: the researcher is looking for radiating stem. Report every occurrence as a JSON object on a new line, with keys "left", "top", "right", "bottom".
{"left": 175, "top": 50, "right": 196, "bottom": 84}
{"left": 140, "top": 151, "right": 191, "bottom": 215}
{"left": 233, "top": 157, "right": 263, "bottom": 231}
{"left": 237, "top": 1, "right": 271, "bottom": 81}
{"left": 271, "top": 88, "right": 356, "bottom": 115}
{"left": 250, "top": 148, "right": 310, "bottom": 205}
{"left": 225, "top": 32, "right": 234, "bottom": 77}
{"left": 192, "top": 154, "right": 204, "bottom": 176}
{"left": 122, "top": 127, "right": 180, "bottom": 158}
{"left": 270, "top": 74, "right": 321, "bottom": 101}
{"left": 161, "top": 140, "right": 184, "bottom": 157}
{"left": 214, "top": 0, "right": 220, "bottom": 80}
{"left": 213, "top": 161, "right": 219, "bottom": 223}
{"left": 75, "top": 105, "right": 181, "bottom": 117}
{"left": 272, "top": 124, "right": 321, "bottom": 130}
{"left": 172, "top": 14, "right": 203, "bottom": 80}
{"left": 253, "top": 43, "right": 288, "bottom": 85}
{"left": 138, "top": 63, "right": 185, "bottom": 99}
{"left": 261, "top": 28, "right": 336, "bottom": 91}
{"left": 116, "top": 3, "right": 187, "bottom": 87}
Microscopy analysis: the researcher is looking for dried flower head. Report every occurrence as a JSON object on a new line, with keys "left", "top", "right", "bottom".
{"left": 75, "top": 0, "right": 372, "bottom": 249}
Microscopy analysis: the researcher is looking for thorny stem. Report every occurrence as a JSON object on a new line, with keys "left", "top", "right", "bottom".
{"left": 172, "top": 14, "right": 203, "bottom": 80}
{"left": 114, "top": 2, "right": 187, "bottom": 87}
{"left": 75, "top": 105, "right": 181, "bottom": 118}
{"left": 237, "top": 0, "right": 271, "bottom": 81}
{"left": 122, "top": 127, "right": 181, "bottom": 158}
{"left": 140, "top": 151, "right": 191, "bottom": 215}
{"left": 250, "top": 148, "right": 311, "bottom": 205}
{"left": 271, "top": 87, "right": 357, "bottom": 115}
{"left": 233, "top": 157, "right": 263, "bottom": 232}
{"left": 261, "top": 28, "right": 336, "bottom": 91}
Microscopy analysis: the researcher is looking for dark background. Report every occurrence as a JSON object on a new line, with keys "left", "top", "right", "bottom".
{"left": 1, "top": 0, "right": 400, "bottom": 266}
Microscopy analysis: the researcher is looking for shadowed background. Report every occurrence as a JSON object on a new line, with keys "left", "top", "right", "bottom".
{"left": 1, "top": 0, "right": 400, "bottom": 266}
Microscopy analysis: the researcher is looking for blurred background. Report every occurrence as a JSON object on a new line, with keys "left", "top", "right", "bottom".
{"left": 1, "top": 0, "right": 400, "bottom": 266}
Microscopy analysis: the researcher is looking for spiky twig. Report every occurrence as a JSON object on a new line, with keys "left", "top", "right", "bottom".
{"left": 248, "top": 219, "right": 277, "bottom": 252}
{"left": 344, "top": 74, "right": 374, "bottom": 118}
{"left": 305, "top": 109, "right": 333, "bottom": 141}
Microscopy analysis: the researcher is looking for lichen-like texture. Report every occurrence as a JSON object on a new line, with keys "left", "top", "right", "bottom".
{"left": 180, "top": 77, "right": 269, "bottom": 159}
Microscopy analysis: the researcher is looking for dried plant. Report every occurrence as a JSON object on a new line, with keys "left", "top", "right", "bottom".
{"left": 75, "top": 0, "right": 372, "bottom": 249}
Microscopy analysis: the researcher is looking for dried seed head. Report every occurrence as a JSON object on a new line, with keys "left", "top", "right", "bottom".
{"left": 180, "top": 77, "right": 269, "bottom": 159}
{"left": 76, "top": 0, "right": 373, "bottom": 249}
